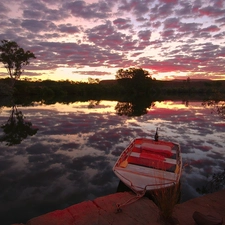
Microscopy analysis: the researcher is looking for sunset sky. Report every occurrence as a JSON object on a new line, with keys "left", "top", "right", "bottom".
{"left": 0, "top": 0, "right": 225, "bottom": 82}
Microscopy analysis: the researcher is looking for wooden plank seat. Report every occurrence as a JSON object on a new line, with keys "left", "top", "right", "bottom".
{"left": 119, "top": 163, "right": 178, "bottom": 182}
{"left": 127, "top": 152, "right": 175, "bottom": 170}
{"left": 141, "top": 142, "right": 173, "bottom": 157}
{"left": 132, "top": 145, "right": 142, "bottom": 153}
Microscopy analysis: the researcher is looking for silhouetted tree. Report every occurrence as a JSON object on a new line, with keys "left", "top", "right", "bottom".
{"left": 0, "top": 40, "right": 36, "bottom": 87}
{"left": 115, "top": 67, "right": 152, "bottom": 96}
{"left": 88, "top": 77, "right": 100, "bottom": 84}
{"left": 115, "top": 67, "right": 151, "bottom": 80}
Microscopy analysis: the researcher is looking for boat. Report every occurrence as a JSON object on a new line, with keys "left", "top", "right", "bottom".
{"left": 113, "top": 133, "right": 182, "bottom": 195}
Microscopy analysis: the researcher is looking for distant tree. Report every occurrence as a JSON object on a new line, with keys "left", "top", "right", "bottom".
{"left": 88, "top": 77, "right": 100, "bottom": 84}
{"left": 0, "top": 40, "right": 36, "bottom": 87}
{"left": 115, "top": 67, "right": 152, "bottom": 96}
{"left": 115, "top": 67, "right": 151, "bottom": 80}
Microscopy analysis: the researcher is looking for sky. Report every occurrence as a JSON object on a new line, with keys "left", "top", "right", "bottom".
{"left": 0, "top": 0, "right": 225, "bottom": 82}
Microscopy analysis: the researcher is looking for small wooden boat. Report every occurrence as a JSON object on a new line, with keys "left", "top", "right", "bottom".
{"left": 113, "top": 134, "right": 182, "bottom": 195}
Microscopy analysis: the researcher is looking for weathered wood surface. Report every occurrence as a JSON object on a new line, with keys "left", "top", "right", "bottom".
{"left": 13, "top": 189, "right": 225, "bottom": 225}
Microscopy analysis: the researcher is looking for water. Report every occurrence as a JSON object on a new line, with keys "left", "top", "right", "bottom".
{"left": 0, "top": 100, "right": 224, "bottom": 224}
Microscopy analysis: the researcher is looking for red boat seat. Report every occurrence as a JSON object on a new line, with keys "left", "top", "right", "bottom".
{"left": 127, "top": 154, "right": 173, "bottom": 170}
{"left": 132, "top": 146, "right": 142, "bottom": 153}
{"left": 141, "top": 143, "right": 173, "bottom": 158}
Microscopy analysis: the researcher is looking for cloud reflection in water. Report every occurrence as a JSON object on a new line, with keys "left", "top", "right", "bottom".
{"left": 0, "top": 100, "right": 224, "bottom": 224}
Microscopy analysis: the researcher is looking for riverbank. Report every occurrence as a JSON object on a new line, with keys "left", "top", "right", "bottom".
{"left": 13, "top": 189, "right": 225, "bottom": 225}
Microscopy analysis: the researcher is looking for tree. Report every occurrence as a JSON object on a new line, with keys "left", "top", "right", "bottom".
{"left": 0, "top": 40, "right": 36, "bottom": 86}
{"left": 115, "top": 67, "right": 152, "bottom": 96}
{"left": 88, "top": 77, "right": 100, "bottom": 84}
{"left": 115, "top": 67, "right": 151, "bottom": 80}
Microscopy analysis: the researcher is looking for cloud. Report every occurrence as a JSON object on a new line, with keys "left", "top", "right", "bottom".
{"left": 178, "top": 22, "right": 200, "bottom": 33}
{"left": 215, "top": 16, "right": 225, "bottom": 25}
{"left": 138, "top": 30, "right": 151, "bottom": 41}
{"left": 201, "top": 25, "right": 220, "bottom": 33}
{"left": 113, "top": 18, "right": 132, "bottom": 30}
{"left": 58, "top": 23, "right": 80, "bottom": 34}
{"left": 23, "top": 9, "right": 43, "bottom": 19}
{"left": 26, "top": 143, "right": 54, "bottom": 154}
{"left": 175, "top": 1, "right": 192, "bottom": 16}
{"left": 159, "top": 0, "right": 178, "bottom": 3}
{"left": 21, "top": 19, "right": 57, "bottom": 33}
{"left": 138, "top": 57, "right": 191, "bottom": 73}
{"left": 150, "top": 3, "right": 174, "bottom": 20}
{"left": 63, "top": 1, "right": 112, "bottom": 19}
{"left": 198, "top": 5, "right": 225, "bottom": 17}
{"left": 27, "top": 40, "right": 129, "bottom": 69}
{"left": 164, "top": 17, "right": 180, "bottom": 29}
{"left": 0, "top": 2, "right": 10, "bottom": 15}
{"left": 1, "top": 0, "right": 225, "bottom": 80}
{"left": 87, "top": 20, "right": 130, "bottom": 50}
{"left": 118, "top": 0, "right": 151, "bottom": 16}
{"left": 73, "top": 71, "right": 111, "bottom": 76}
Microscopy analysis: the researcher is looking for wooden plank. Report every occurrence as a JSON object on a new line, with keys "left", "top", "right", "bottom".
{"left": 116, "top": 163, "right": 178, "bottom": 181}
{"left": 129, "top": 152, "right": 177, "bottom": 165}
{"left": 134, "top": 143, "right": 176, "bottom": 154}
{"left": 141, "top": 142, "right": 171, "bottom": 151}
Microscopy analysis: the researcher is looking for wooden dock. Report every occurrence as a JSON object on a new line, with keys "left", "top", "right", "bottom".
{"left": 13, "top": 189, "right": 225, "bottom": 225}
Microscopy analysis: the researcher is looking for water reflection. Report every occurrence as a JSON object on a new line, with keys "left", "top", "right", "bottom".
{"left": 196, "top": 169, "right": 225, "bottom": 194}
{"left": 0, "top": 105, "right": 38, "bottom": 146}
{"left": 115, "top": 98, "right": 155, "bottom": 116}
{"left": 202, "top": 100, "right": 225, "bottom": 119}
{"left": 88, "top": 100, "right": 100, "bottom": 108}
{"left": 0, "top": 100, "right": 224, "bottom": 225}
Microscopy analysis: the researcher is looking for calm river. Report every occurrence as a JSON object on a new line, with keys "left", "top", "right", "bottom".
{"left": 0, "top": 99, "right": 224, "bottom": 224}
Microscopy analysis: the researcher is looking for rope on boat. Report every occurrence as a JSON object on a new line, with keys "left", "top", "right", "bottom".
{"left": 116, "top": 190, "right": 146, "bottom": 213}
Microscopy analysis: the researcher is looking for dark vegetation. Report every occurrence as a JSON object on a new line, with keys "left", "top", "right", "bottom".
{"left": 1, "top": 77, "right": 225, "bottom": 105}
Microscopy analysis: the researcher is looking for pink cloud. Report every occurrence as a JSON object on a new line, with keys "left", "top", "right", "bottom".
{"left": 73, "top": 71, "right": 111, "bottom": 76}
{"left": 58, "top": 24, "right": 80, "bottom": 34}
{"left": 113, "top": 18, "right": 132, "bottom": 30}
{"left": 198, "top": 6, "right": 225, "bottom": 17}
{"left": 164, "top": 18, "right": 180, "bottom": 29}
{"left": 214, "top": 0, "right": 224, "bottom": 8}
{"left": 161, "top": 29, "right": 174, "bottom": 38}
{"left": 159, "top": 0, "right": 178, "bottom": 4}
{"left": 201, "top": 25, "right": 220, "bottom": 32}
{"left": 138, "top": 30, "right": 151, "bottom": 40}
{"left": 142, "top": 61, "right": 190, "bottom": 73}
